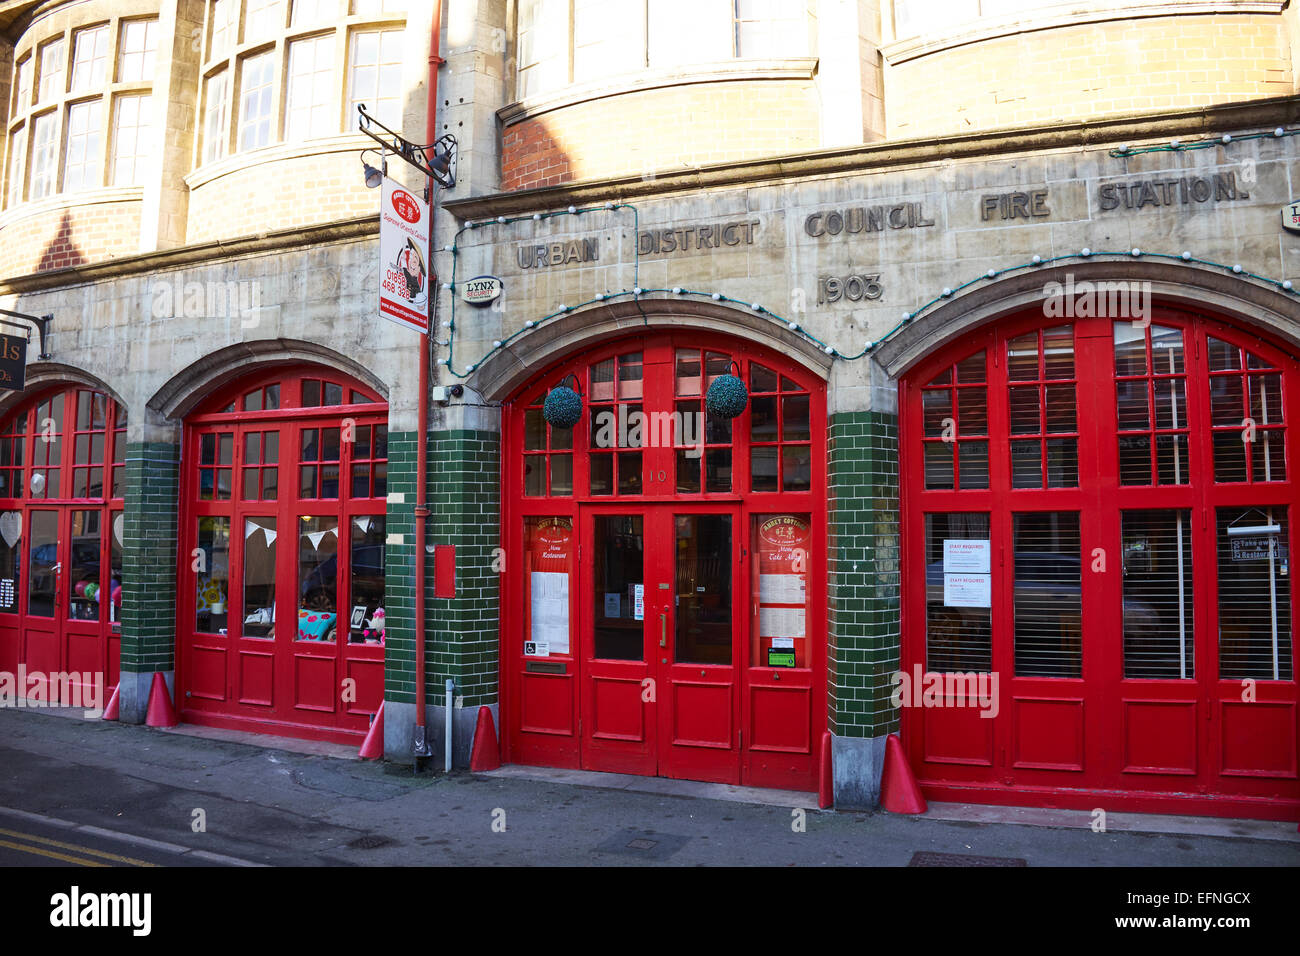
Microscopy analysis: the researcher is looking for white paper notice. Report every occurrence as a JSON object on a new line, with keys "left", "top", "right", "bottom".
{"left": 633, "top": 584, "right": 645, "bottom": 621}
{"left": 771, "top": 636, "right": 795, "bottom": 649}
{"left": 759, "top": 574, "right": 806, "bottom": 604}
{"left": 759, "top": 607, "right": 806, "bottom": 638}
{"left": 944, "top": 572, "right": 992, "bottom": 608}
{"left": 530, "top": 571, "right": 570, "bottom": 654}
{"left": 944, "top": 539, "right": 991, "bottom": 573}
{"left": 604, "top": 593, "right": 621, "bottom": 617}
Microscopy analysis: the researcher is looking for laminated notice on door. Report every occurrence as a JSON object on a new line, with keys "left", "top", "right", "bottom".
{"left": 759, "top": 607, "right": 806, "bottom": 639}
{"left": 530, "top": 571, "right": 569, "bottom": 654}
{"left": 944, "top": 572, "right": 991, "bottom": 608}
{"left": 633, "top": 584, "right": 645, "bottom": 621}
{"left": 759, "top": 573, "right": 806, "bottom": 604}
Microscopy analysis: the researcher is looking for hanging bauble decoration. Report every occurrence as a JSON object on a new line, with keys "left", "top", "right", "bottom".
{"left": 705, "top": 362, "right": 749, "bottom": 420}
{"left": 543, "top": 374, "right": 583, "bottom": 428}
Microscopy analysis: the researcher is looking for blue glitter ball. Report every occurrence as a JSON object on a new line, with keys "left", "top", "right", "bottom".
{"left": 543, "top": 386, "right": 583, "bottom": 428}
{"left": 705, "top": 374, "right": 749, "bottom": 420}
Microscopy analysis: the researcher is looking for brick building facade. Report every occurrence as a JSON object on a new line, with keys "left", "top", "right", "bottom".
{"left": 1, "top": 0, "right": 1298, "bottom": 818}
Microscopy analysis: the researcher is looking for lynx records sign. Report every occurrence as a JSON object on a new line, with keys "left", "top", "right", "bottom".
{"left": 0, "top": 332, "right": 26, "bottom": 390}
{"left": 1283, "top": 200, "right": 1300, "bottom": 234}
{"left": 378, "top": 176, "right": 430, "bottom": 333}
{"left": 460, "top": 275, "right": 503, "bottom": 306}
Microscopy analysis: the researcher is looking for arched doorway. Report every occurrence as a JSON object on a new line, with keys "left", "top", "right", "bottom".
{"left": 177, "top": 367, "right": 388, "bottom": 742}
{"left": 501, "top": 331, "right": 827, "bottom": 791}
{"left": 901, "top": 305, "right": 1299, "bottom": 818}
{"left": 0, "top": 385, "right": 125, "bottom": 705}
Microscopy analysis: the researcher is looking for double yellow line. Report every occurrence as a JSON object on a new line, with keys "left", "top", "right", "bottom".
{"left": 0, "top": 825, "right": 158, "bottom": 867}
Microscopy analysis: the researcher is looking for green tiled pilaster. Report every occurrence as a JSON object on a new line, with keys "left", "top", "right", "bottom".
{"left": 827, "top": 410, "right": 900, "bottom": 738}
{"left": 383, "top": 429, "right": 501, "bottom": 707}
{"left": 119, "top": 441, "right": 180, "bottom": 673}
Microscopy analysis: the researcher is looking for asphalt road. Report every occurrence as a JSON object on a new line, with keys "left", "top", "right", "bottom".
{"left": 1, "top": 707, "right": 1297, "bottom": 867}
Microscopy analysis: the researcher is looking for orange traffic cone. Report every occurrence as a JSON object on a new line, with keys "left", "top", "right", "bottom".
{"left": 880, "top": 732, "right": 927, "bottom": 814}
{"left": 818, "top": 732, "right": 833, "bottom": 809}
{"left": 101, "top": 683, "right": 119, "bottom": 721}
{"left": 144, "top": 673, "right": 178, "bottom": 728}
{"left": 359, "top": 701, "right": 385, "bottom": 760}
{"left": 469, "top": 707, "right": 500, "bottom": 771}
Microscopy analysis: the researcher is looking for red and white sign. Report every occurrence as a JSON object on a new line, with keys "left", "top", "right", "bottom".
{"left": 379, "top": 176, "right": 430, "bottom": 333}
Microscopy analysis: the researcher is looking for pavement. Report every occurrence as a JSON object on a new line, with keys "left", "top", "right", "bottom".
{"left": 1, "top": 706, "right": 1297, "bottom": 867}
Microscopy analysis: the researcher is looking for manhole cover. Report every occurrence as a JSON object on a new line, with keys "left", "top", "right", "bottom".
{"left": 908, "top": 851, "right": 1027, "bottom": 867}
{"left": 346, "top": 834, "right": 394, "bottom": 850}
{"left": 595, "top": 830, "right": 689, "bottom": 861}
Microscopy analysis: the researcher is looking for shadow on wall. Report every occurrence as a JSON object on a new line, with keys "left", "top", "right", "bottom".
{"left": 37, "top": 212, "right": 88, "bottom": 273}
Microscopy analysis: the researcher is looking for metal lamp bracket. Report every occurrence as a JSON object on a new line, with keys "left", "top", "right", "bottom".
{"left": 0, "top": 309, "right": 52, "bottom": 360}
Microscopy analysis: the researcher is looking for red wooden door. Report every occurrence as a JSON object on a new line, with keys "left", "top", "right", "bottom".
{"left": 178, "top": 371, "right": 387, "bottom": 742}
{"left": 901, "top": 308, "right": 1300, "bottom": 818}
{"left": 503, "top": 332, "right": 826, "bottom": 791}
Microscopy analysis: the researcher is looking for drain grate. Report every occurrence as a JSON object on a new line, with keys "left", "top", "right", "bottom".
{"left": 346, "top": 834, "right": 394, "bottom": 850}
{"left": 908, "top": 851, "right": 1027, "bottom": 867}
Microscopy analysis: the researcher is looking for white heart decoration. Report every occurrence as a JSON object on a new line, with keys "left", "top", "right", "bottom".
{"left": 113, "top": 512, "right": 124, "bottom": 546}
{"left": 0, "top": 511, "right": 19, "bottom": 548}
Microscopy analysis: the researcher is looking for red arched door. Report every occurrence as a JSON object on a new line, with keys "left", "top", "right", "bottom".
{"left": 178, "top": 368, "right": 388, "bottom": 742}
{"left": 901, "top": 306, "right": 1299, "bottom": 818}
{"left": 502, "top": 332, "right": 827, "bottom": 791}
{"left": 0, "top": 386, "right": 125, "bottom": 707}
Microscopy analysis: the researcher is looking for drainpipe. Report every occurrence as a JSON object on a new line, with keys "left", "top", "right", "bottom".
{"left": 413, "top": 0, "right": 445, "bottom": 765}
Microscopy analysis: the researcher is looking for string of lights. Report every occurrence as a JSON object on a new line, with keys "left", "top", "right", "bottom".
{"left": 1109, "top": 126, "right": 1295, "bottom": 157}
{"left": 433, "top": 206, "right": 1296, "bottom": 378}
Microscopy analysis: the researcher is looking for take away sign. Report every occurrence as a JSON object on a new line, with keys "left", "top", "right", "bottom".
{"left": 379, "top": 177, "right": 430, "bottom": 333}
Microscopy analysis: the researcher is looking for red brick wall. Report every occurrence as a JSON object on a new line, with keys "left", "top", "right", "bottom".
{"left": 502, "top": 79, "right": 822, "bottom": 190}
{"left": 0, "top": 200, "right": 142, "bottom": 279}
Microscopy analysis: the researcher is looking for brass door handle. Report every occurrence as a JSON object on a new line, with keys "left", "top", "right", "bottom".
{"left": 659, "top": 611, "right": 667, "bottom": 647}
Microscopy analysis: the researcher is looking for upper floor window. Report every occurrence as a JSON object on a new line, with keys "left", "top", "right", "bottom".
{"left": 71, "top": 25, "right": 110, "bottom": 93}
{"left": 38, "top": 39, "right": 66, "bottom": 104}
{"left": 245, "top": 0, "right": 286, "bottom": 42}
{"left": 118, "top": 20, "right": 159, "bottom": 83}
{"left": 238, "top": 51, "right": 276, "bottom": 151}
{"left": 199, "top": 0, "right": 406, "bottom": 164}
{"left": 516, "top": 0, "right": 811, "bottom": 99}
{"left": 13, "top": 57, "right": 32, "bottom": 115}
{"left": 6, "top": 17, "right": 158, "bottom": 208}
{"left": 348, "top": 29, "right": 404, "bottom": 129}
{"left": 287, "top": 35, "right": 336, "bottom": 141}
{"left": 891, "top": 1, "right": 1115, "bottom": 41}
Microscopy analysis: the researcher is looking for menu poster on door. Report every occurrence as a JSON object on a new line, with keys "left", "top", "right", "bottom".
{"left": 754, "top": 515, "right": 810, "bottom": 667}
{"left": 526, "top": 517, "right": 573, "bottom": 656}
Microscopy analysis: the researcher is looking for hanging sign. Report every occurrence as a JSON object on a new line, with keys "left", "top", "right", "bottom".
{"left": 1231, "top": 535, "right": 1276, "bottom": 562}
{"left": 1282, "top": 200, "right": 1300, "bottom": 234}
{"left": 460, "top": 275, "right": 503, "bottom": 306}
{"left": 0, "top": 333, "right": 26, "bottom": 391}
{"left": 378, "top": 176, "right": 430, "bottom": 333}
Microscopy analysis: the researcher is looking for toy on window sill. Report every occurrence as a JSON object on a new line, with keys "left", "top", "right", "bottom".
{"left": 362, "top": 608, "right": 385, "bottom": 644}
{"left": 297, "top": 607, "right": 337, "bottom": 642}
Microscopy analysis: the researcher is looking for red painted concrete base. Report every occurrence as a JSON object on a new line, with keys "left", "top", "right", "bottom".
{"left": 818, "top": 732, "right": 832, "bottom": 809}
{"left": 470, "top": 707, "right": 501, "bottom": 771}
{"left": 881, "top": 733, "right": 927, "bottom": 814}
{"left": 145, "top": 673, "right": 179, "bottom": 728}
{"left": 102, "top": 683, "right": 119, "bottom": 721}
{"left": 358, "top": 701, "right": 385, "bottom": 760}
